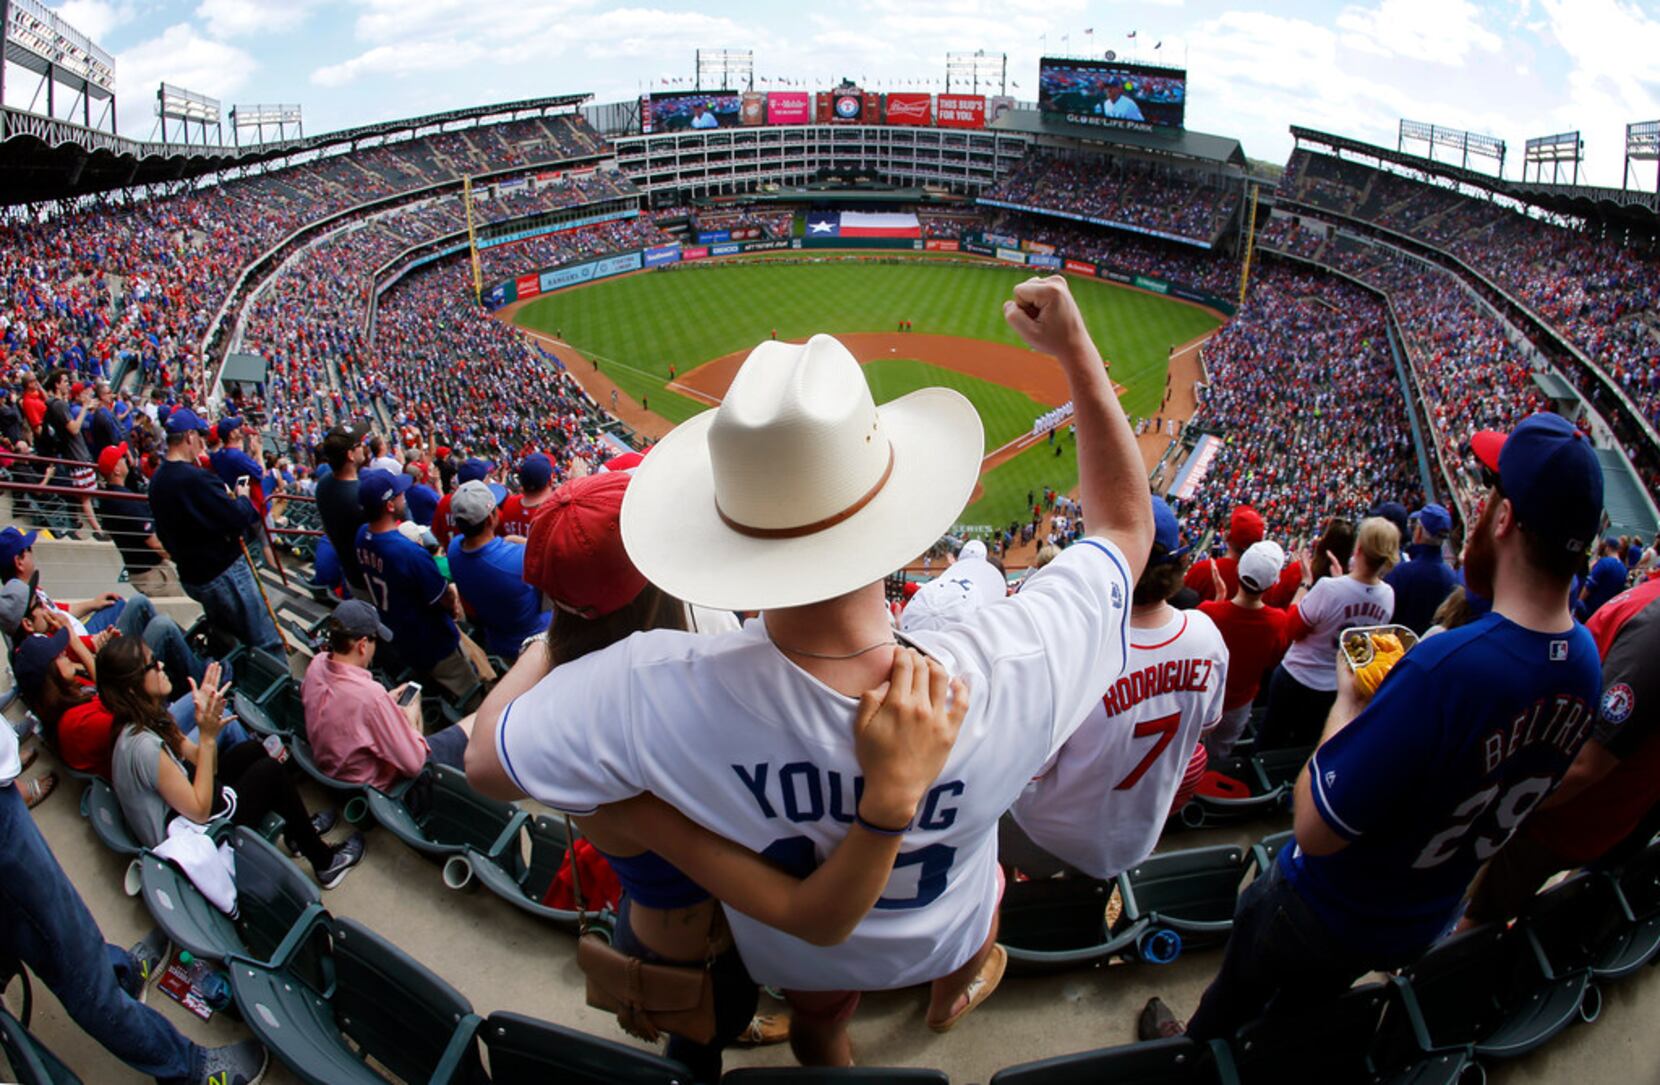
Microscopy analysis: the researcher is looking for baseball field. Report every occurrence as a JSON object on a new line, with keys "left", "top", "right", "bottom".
{"left": 512, "top": 259, "right": 1222, "bottom": 529}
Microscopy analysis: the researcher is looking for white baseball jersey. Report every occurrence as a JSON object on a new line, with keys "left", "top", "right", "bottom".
{"left": 1281, "top": 576, "right": 1395, "bottom": 691}
{"left": 496, "top": 538, "right": 1132, "bottom": 991}
{"left": 1010, "top": 606, "right": 1228, "bottom": 879}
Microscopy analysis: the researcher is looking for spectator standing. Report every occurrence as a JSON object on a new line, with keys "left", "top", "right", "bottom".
{"left": 94, "top": 442, "right": 181, "bottom": 598}
{"left": 1140, "top": 413, "right": 1606, "bottom": 1043}
{"left": 432, "top": 457, "right": 492, "bottom": 550}
{"left": 403, "top": 462, "right": 441, "bottom": 526}
{"left": 354, "top": 468, "right": 480, "bottom": 702}
{"left": 1385, "top": 503, "right": 1458, "bottom": 634}
{"left": 315, "top": 420, "right": 371, "bottom": 597}
{"left": 1198, "top": 540, "right": 1291, "bottom": 757}
{"left": 498, "top": 451, "right": 555, "bottom": 538}
{"left": 299, "top": 600, "right": 472, "bottom": 790}
{"left": 446, "top": 480, "right": 550, "bottom": 661}
{"left": 41, "top": 369, "right": 101, "bottom": 535}
{"left": 144, "top": 408, "right": 281, "bottom": 651}
{"left": 1184, "top": 505, "right": 1299, "bottom": 606}
{"left": 1578, "top": 537, "right": 1630, "bottom": 621}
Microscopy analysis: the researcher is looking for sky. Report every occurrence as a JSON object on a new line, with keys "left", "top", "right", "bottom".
{"left": 14, "top": 0, "right": 1660, "bottom": 186}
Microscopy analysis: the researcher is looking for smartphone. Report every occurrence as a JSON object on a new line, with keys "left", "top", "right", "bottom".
{"left": 397, "top": 682, "right": 422, "bottom": 707}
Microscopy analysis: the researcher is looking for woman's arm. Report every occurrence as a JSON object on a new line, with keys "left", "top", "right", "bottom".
{"left": 611, "top": 649, "right": 968, "bottom": 947}
{"left": 153, "top": 665, "right": 229, "bottom": 824}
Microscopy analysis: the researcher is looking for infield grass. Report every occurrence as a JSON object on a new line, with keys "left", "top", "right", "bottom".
{"left": 515, "top": 259, "right": 1219, "bottom": 525}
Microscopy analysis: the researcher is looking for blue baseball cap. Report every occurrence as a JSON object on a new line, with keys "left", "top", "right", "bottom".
{"left": 357, "top": 468, "right": 413, "bottom": 514}
{"left": 1149, "top": 497, "right": 1188, "bottom": 564}
{"left": 0, "top": 527, "right": 38, "bottom": 576}
{"left": 457, "top": 458, "right": 493, "bottom": 485}
{"left": 1472, "top": 413, "right": 1603, "bottom": 555}
{"left": 1368, "top": 500, "right": 1410, "bottom": 543}
{"left": 1411, "top": 503, "right": 1452, "bottom": 538}
{"left": 164, "top": 407, "right": 210, "bottom": 435}
{"left": 11, "top": 628, "right": 70, "bottom": 703}
{"left": 518, "top": 452, "right": 553, "bottom": 490}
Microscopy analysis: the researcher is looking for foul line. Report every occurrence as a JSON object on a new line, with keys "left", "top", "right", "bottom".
{"left": 520, "top": 329, "right": 671, "bottom": 385}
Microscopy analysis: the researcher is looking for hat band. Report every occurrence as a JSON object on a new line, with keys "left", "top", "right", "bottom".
{"left": 716, "top": 443, "right": 895, "bottom": 540}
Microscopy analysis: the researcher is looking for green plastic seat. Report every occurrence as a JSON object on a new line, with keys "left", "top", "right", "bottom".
{"left": 81, "top": 777, "right": 143, "bottom": 856}
{"left": 723, "top": 1069, "right": 949, "bottom": 1083}
{"left": 479, "top": 1010, "right": 693, "bottom": 1085}
{"left": 1249, "top": 830, "right": 1295, "bottom": 876}
{"left": 989, "top": 1036, "right": 1239, "bottom": 1084}
{"left": 1602, "top": 843, "right": 1660, "bottom": 978}
{"left": 233, "top": 691, "right": 290, "bottom": 740}
{"left": 287, "top": 730, "right": 367, "bottom": 797}
{"left": 234, "top": 647, "right": 293, "bottom": 705}
{"left": 998, "top": 876, "right": 1145, "bottom": 974}
{"left": 364, "top": 764, "right": 525, "bottom": 860}
{"left": 467, "top": 814, "right": 588, "bottom": 930}
{"left": 1117, "top": 845, "right": 1251, "bottom": 953}
{"left": 227, "top": 914, "right": 483, "bottom": 1085}
{"left": 141, "top": 824, "right": 323, "bottom": 966}
{"left": 1229, "top": 981, "right": 1471, "bottom": 1085}
{"left": 0, "top": 1004, "right": 82, "bottom": 1085}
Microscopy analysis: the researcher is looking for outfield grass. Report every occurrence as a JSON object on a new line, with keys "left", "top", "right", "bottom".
{"left": 515, "top": 259, "right": 1220, "bottom": 525}
{"left": 862, "top": 358, "right": 1046, "bottom": 452}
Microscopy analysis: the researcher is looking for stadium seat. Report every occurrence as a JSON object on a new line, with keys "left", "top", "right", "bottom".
{"left": 363, "top": 763, "right": 526, "bottom": 862}
{"left": 0, "top": 1003, "right": 81, "bottom": 1085}
{"left": 81, "top": 777, "right": 142, "bottom": 857}
{"left": 1602, "top": 841, "right": 1660, "bottom": 978}
{"left": 989, "top": 1036, "right": 1238, "bottom": 1084}
{"left": 998, "top": 876, "right": 1145, "bottom": 973}
{"left": 140, "top": 824, "right": 324, "bottom": 967}
{"left": 226, "top": 646, "right": 292, "bottom": 706}
{"left": 233, "top": 689, "right": 292, "bottom": 740}
{"left": 478, "top": 1010, "right": 694, "bottom": 1085}
{"left": 226, "top": 914, "right": 484, "bottom": 1085}
{"left": 1248, "top": 830, "right": 1295, "bottom": 876}
{"left": 723, "top": 1069, "right": 950, "bottom": 1083}
{"left": 466, "top": 813, "right": 589, "bottom": 930}
{"left": 1521, "top": 872, "right": 1625, "bottom": 992}
{"left": 287, "top": 729, "right": 368, "bottom": 799}
{"left": 1229, "top": 980, "right": 1470, "bottom": 1084}
{"left": 1116, "top": 845, "right": 1251, "bottom": 957}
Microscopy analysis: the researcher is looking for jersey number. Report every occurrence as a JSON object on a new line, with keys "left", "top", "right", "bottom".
{"left": 1114, "top": 712, "right": 1182, "bottom": 791}
{"left": 363, "top": 574, "right": 392, "bottom": 611}
{"left": 1411, "top": 775, "right": 1554, "bottom": 870}
{"left": 761, "top": 835, "right": 958, "bottom": 911}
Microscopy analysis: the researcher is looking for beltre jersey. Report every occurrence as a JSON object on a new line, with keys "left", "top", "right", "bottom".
{"left": 496, "top": 537, "right": 1133, "bottom": 991}
{"left": 1283, "top": 610, "right": 1602, "bottom": 957}
{"left": 1010, "top": 607, "right": 1228, "bottom": 878}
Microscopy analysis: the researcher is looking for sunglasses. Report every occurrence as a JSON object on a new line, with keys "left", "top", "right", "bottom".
{"left": 146, "top": 658, "right": 166, "bottom": 674}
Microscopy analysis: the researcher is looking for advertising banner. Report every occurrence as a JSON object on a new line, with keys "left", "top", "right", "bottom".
{"left": 644, "top": 244, "right": 681, "bottom": 267}
{"left": 1133, "top": 275, "right": 1171, "bottom": 295}
{"left": 1021, "top": 240, "right": 1056, "bottom": 255}
{"left": 766, "top": 91, "right": 811, "bottom": 125}
{"left": 710, "top": 242, "right": 741, "bottom": 256}
{"left": 740, "top": 91, "right": 766, "bottom": 126}
{"left": 743, "top": 239, "right": 790, "bottom": 252}
{"left": 682, "top": 246, "right": 710, "bottom": 260}
{"left": 1064, "top": 259, "right": 1097, "bottom": 274}
{"left": 983, "top": 231, "right": 1019, "bottom": 248}
{"left": 1104, "top": 270, "right": 1133, "bottom": 283}
{"left": 885, "top": 92, "right": 932, "bottom": 126}
{"left": 925, "top": 239, "right": 961, "bottom": 252}
{"left": 516, "top": 273, "right": 541, "bottom": 300}
{"left": 697, "top": 230, "right": 731, "bottom": 244}
{"left": 995, "top": 247, "right": 1026, "bottom": 264}
{"left": 593, "top": 252, "right": 642, "bottom": 277}
{"left": 478, "top": 209, "right": 637, "bottom": 250}
{"left": 988, "top": 95, "right": 1016, "bottom": 124}
{"left": 963, "top": 240, "right": 994, "bottom": 255}
{"left": 1028, "top": 254, "right": 1063, "bottom": 269}
{"left": 826, "top": 89, "right": 867, "bottom": 123}
{"left": 484, "top": 281, "right": 515, "bottom": 310}
{"left": 936, "top": 94, "right": 986, "bottom": 128}
{"left": 540, "top": 264, "right": 594, "bottom": 293}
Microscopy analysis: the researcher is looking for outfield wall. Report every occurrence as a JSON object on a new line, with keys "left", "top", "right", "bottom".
{"left": 482, "top": 233, "right": 1235, "bottom": 315}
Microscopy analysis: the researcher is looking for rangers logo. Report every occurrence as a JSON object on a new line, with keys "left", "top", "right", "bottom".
{"left": 834, "top": 94, "right": 861, "bottom": 119}
{"left": 1603, "top": 683, "right": 1636, "bottom": 725}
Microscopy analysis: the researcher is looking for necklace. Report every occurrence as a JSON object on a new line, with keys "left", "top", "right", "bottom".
{"left": 771, "top": 636, "right": 897, "bottom": 661}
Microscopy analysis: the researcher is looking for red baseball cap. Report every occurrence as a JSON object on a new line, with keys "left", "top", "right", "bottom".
{"left": 523, "top": 473, "right": 646, "bottom": 618}
{"left": 1227, "top": 506, "right": 1265, "bottom": 552}
{"left": 96, "top": 441, "right": 129, "bottom": 477}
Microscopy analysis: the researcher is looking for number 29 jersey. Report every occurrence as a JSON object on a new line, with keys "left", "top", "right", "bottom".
{"left": 1009, "top": 608, "right": 1228, "bottom": 879}
{"left": 1283, "top": 610, "right": 1602, "bottom": 957}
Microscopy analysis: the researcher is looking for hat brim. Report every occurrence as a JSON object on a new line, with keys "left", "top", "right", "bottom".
{"left": 621, "top": 387, "right": 984, "bottom": 611}
{"left": 1471, "top": 430, "right": 1505, "bottom": 473}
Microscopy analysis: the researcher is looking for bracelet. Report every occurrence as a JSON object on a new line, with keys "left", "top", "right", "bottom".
{"left": 855, "top": 809, "right": 913, "bottom": 836}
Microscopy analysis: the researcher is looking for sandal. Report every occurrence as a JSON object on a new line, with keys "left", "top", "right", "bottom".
{"left": 735, "top": 1012, "right": 790, "bottom": 1046}
{"left": 927, "top": 943, "right": 1007, "bottom": 1033}
{"left": 22, "top": 772, "right": 58, "bottom": 809}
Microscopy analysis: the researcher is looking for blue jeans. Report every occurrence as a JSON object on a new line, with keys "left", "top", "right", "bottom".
{"left": 183, "top": 559, "right": 280, "bottom": 652}
{"left": 87, "top": 595, "right": 215, "bottom": 690}
{"left": 1186, "top": 856, "right": 1417, "bottom": 1040}
{"left": 0, "top": 782, "right": 200, "bottom": 1082}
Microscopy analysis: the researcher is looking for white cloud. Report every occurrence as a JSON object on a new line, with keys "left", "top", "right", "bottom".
{"left": 1335, "top": 0, "right": 1501, "bottom": 66}
{"left": 313, "top": 40, "right": 488, "bottom": 87}
{"left": 116, "top": 23, "right": 256, "bottom": 101}
{"left": 196, "top": 0, "right": 320, "bottom": 38}
{"left": 54, "top": 0, "right": 137, "bottom": 42}
{"left": 1536, "top": 0, "right": 1660, "bottom": 184}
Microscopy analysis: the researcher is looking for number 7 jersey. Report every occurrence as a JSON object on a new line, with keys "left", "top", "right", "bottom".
{"left": 1009, "top": 607, "right": 1229, "bottom": 879}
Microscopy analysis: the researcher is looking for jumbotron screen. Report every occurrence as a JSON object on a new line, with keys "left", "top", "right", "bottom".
{"left": 649, "top": 92, "right": 742, "bottom": 131}
{"left": 1038, "top": 58, "right": 1187, "bottom": 130}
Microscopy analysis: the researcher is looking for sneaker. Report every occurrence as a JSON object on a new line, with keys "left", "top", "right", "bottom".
{"left": 196, "top": 1038, "right": 269, "bottom": 1085}
{"left": 735, "top": 1012, "right": 790, "bottom": 1046}
{"left": 287, "top": 808, "right": 339, "bottom": 856}
{"left": 313, "top": 831, "right": 365, "bottom": 889}
{"left": 1137, "top": 996, "right": 1186, "bottom": 1041}
{"left": 124, "top": 928, "right": 170, "bottom": 1004}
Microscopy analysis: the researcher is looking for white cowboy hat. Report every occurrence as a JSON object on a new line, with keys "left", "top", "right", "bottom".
{"left": 621, "top": 334, "right": 983, "bottom": 611}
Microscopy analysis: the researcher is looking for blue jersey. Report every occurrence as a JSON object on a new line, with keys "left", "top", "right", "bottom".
{"left": 1283, "top": 611, "right": 1602, "bottom": 956}
{"left": 446, "top": 536, "right": 549, "bottom": 659}
{"left": 355, "top": 525, "right": 459, "bottom": 669}
{"left": 1580, "top": 556, "right": 1628, "bottom": 620}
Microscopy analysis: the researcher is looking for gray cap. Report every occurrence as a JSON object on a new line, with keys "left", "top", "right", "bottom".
{"left": 0, "top": 578, "right": 31, "bottom": 636}
{"left": 451, "top": 480, "right": 501, "bottom": 533}
{"left": 330, "top": 599, "right": 393, "bottom": 641}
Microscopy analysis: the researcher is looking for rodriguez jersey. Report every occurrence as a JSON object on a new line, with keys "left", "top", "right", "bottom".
{"left": 1010, "top": 607, "right": 1229, "bottom": 879}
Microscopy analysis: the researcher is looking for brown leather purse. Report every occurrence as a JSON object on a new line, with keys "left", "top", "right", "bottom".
{"left": 566, "top": 817, "right": 720, "bottom": 1045}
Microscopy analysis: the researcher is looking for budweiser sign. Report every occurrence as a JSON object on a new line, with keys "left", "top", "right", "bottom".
{"left": 885, "top": 92, "right": 932, "bottom": 126}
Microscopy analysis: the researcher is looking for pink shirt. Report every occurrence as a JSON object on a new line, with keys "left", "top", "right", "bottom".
{"left": 300, "top": 653, "right": 428, "bottom": 791}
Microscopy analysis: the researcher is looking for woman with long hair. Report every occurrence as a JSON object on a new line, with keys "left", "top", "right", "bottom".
{"left": 472, "top": 473, "right": 968, "bottom": 1082}
{"left": 102, "top": 636, "right": 366, "bottom": 888}
{"left": 1256, "top": 516, "right": 1400, "bottom": 750}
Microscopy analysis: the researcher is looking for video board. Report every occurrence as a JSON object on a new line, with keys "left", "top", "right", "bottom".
{"left": 1038, "top": 58, "right": 1186, "bottom": 130}
{"left": 648, "top": 91, "right": 742, "bottom": 132}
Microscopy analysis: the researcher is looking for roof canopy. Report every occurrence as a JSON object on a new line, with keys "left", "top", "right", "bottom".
{"left": 990, "top": 109, "right": 1246, "bottom": 169}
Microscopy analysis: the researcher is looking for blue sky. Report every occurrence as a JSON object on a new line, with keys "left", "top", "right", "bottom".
{"left": 18, "top": 0, "right": 1660, "bottom": 185}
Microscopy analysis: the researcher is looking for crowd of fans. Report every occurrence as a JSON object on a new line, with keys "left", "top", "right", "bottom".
{"left": 692, "top": 206, "right": 795, "bottom": 239}
{"left": 918, "top": 210, "right": 984, "bottom": 240}
{"left": 471, "top": 168, "right": 641, "bottom": 227}
{"left": 475, "top": 217, "right": 676, "bottom": 282}
{"left": 984, "top": 212, "right": 1237, "bottom": 296}
{"left": 986, "top": 154, "right": 1241, "bottom": 244}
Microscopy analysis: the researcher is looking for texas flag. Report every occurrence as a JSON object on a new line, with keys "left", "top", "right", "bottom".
{"left": 806, "top": 211, "right": 921, "bottom": 239}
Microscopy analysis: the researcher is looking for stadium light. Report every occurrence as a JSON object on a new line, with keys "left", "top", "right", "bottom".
{"left": 2, "top": 0, "right": 118, "bottom": 131}
{"left": 1398, "top": 119, "right": 1506, "bottom": 177}
{"left": 230, "top": 103, "right": 303, "bottom": 145}
{"left": 156, "top": 82, "right": 223, "bottom": 146}
{"left": 1523, "top": 131, "right": 1583, "bottom": 186}
{"left": 1624, "top": 121, "right": 1660, "bottom": 193}
{"left": 945, "top": 51, "right": 1007, "bottom": 96}
{"left": 696, "top": 49, "right": 753, "bottom": 92}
